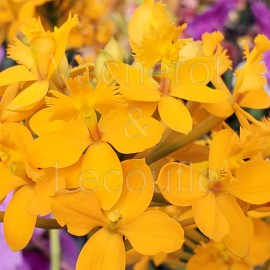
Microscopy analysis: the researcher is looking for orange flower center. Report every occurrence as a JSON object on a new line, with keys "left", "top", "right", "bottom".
{"left": 207, "top": 168, "right": 229, "bottom": 194}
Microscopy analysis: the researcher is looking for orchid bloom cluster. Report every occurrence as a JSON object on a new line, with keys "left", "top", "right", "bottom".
{"left": 1, "top": 0, "right": 270, "bottom": 270}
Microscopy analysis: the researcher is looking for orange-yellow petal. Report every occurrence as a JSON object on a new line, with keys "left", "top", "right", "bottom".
{"left": 234, "top": 35, "right": 270, "bottom": 96}
{"left": 110, "top": 159, "right": 154, "bottom": 223}
{"left": 7, "top": 80, "right": 49, "bottom": 112}
{"left": 202, "top": 100, "right": 234, "bottom": 118}
{"left": 0, "top": 122, "right": 33, "bottom": 148}
{"left": 225, "top": 160, "right": 270, "bottom": 204}
{"left": 156, "top": 163, "right": 207, "bottom": 206}
{"left": 27, "top": 171, "right": 66, "bottom": 216}
{"left": 158, "top": 96, "right": 192, "bottom": 134}
{"left": 100, "top": 109, "right": 163, "bottom": 154}
{"left": 209, "top": 129, "right": 235, "bottom": 172}
{"left": 45, "top": 90, "right": 77, "bottom": 122}
{"left": 216, "top": 193, "right": 249, "bottom": 257}
{"left": 29, "top": 108, "right": 66, "bottom": 136}
{"left": 193, "top": 192, "right": 230, "bottom": 242}
{"left": 0, "top": 65, "right": 37, "bottom": 86}
{"left": 0, "top": 89, "right": 36, "bottom": 121}
{"left": 170, "top": 84, "right": 227, "bottom": 104}
{"left": 248, "top": 218, "right": 270, "bottom": 265}
{"left": 48, "top": 15, "right": 79, "bottom": 78}
{"left": 170, "top": 57, "right": 227, "bottom": 103}
{"left": 52, "top": 190, "right": 106, "bottom": 236}
{"left": 153, "top": 253, "right": 168, "bottom": 267}
{"left": 186, "top": 242, "right": 228, "bottom": 270}
{"left": 106, "top": 61, "right": 161, "bottom": 102}
{"left": 28, "top": 123, "right": 90, "bottom": 168}
{"left": 134, "top": 256, "right": 150, "bottom": 270}
{"left": 126, "top": 250, "right": 144, "bottom": 265}
{"left": 93, "top": 77, "right": 127, "bottom": 114}
{"left": 81, "top": 142, "right": 123, "bottom": 211}
{"left": 173, "top": 58, "right": 214, "bottom": 85}
{"left": 76, "top": 228, "right": 126, "bottom": 270}
{"left": 0, "top": 163, "right": 26, "bottom": 201}
{"left": 59, "top": 157, "right": 83, "bottom": 189}
{"left": 238, "top": 89, "right": 270, "bottom": 109}
{"left": 119, "top": 210, "right": 184, "bottom": 255}
{"left": 4, "top": 186, "right": 37, "bottom": 251}
{"left": 7, "top": 38, "right": 33, "bottom": 70}
{"left": 125, "top": 101, "right": 157, "bottom": 117}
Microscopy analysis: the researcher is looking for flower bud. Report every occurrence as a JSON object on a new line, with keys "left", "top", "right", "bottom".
{"left": 94, "top": 50, "right": 112, "bottom": 80}
{"left": 104, "top": 37, "right": 123, "bottom": 62}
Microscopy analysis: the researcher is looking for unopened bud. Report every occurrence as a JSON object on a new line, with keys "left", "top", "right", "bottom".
{"left": 104, "top": 37, "right": 123, "bottom": 62}
{"left": 94, "top": 51, "right": 112, "bottom": 80}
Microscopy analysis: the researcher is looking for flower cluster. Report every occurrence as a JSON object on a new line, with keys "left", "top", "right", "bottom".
{"left": 1, "top": 1, "right": 270, "bottom": 270}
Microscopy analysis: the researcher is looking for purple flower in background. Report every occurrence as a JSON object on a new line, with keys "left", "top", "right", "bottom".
{"left": 23, "top": 230, "right": 80, "bottom": 270}
{"left": 0, "top": 46, "right": 4, "bottom": 63}
{"left": 263, "top": 50, "right": 270, "bottom": 95}
{"left": 186, "top": 0, "right": 236, "bottom": 40}
{"left": 0, "top": 229, "right": 30, "bottom": 270}
{"left": 251, "top": 0, "right": 270, "bottom": 38}
{"left": 251, "top": 1, "right": 270, "bottom": 93}
{"left": 0, "top": 195, "right": 79, "bottom": 270}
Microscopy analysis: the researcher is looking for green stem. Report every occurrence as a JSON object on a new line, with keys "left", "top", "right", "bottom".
{"left": 0, "top": 211, "right": 63, "bottom": 229}
{"left": 50, "top": 229, "right": 61, "bottom": 270}
{"left": 180, "top": 218, "right": 196, "bottom": 228}
{"left": 146, "top": 115, "right": 224, "bottom": 165}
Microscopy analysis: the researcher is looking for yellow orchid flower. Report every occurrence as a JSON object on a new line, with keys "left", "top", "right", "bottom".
{"left": 238, "top": 125, "right": 267, "bottom": 160}
{"left": 27, "top": 99, "right": 164, "bottom": 209}
{"left": 187, "top": 241, "right": 251, "bottom": 270}
{"left": 27, "top": 119, "right": 123, "bottom": 211}
{"left": 179, "top": 31, "right": 232, "bottom": 77}
{"left": 0, "top": 122, "right": 65, "bottom": 251}
{"left": 243, "top": 117, "right": 270, "bottom": 159}
{"left": 44, "top": 73, "right": 126, "bottom": 123}
{"left": 52, "top": 159, "right": 184, "bottom": 270}
{"left": 187, "top": 218, "right": 270, "bottom": 270}
{"left": 203, "top": 34, "right": 270, "bottom": 118}
{"left": 157, "top": 129, "right": 270, "bottom": 257}
{"left": 201, "top": 31, "right": 232, "bottom": 76}
{"left": 106, "top": 58, "right": 227, "bottom": 134}
{"left": 0, "top": 0, "right": 49, "bottom": 42}
{"left": 0, "top": 14, "right": 78, "bottom": 121}
{"left": 125, "top": 204, "right": 194, "bottom": 269}
{"left": 128, "top": 0, "right": 186, "bottom": 66}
